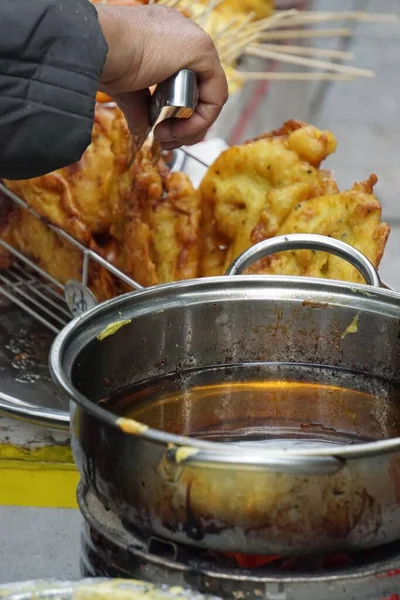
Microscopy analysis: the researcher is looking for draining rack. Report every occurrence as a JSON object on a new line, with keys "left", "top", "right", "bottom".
{"left": 0, "top": 146, "right": 210, "bottom": 334}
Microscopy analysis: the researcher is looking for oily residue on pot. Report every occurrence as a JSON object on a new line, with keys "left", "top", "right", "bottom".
{"left": 302, "top": 300, "right": 331, "bottom": 309}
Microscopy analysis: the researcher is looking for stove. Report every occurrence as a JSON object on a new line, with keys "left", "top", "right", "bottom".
{"left": 78, "top": 483, "right": 400, "bottom": 600}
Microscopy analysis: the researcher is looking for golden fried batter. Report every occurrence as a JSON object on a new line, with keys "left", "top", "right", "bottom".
{"left": 1, "top": 108, "right": 200, "bottom": 297}
{"left": 200, "top": 120, "right": 338, "bottom": 276}
{"left": 0, "top": 117, "right": 390, "bottom": 301}
{"left": 110, "top": 142, "right": 201, "bottom": 287}
{"left": 245, "top": 175, "right": 390, "bottom": 284}
{"left": 3, "top": 102, "right": 131, "bottom": 243}
{"left": 2, "top": 210, "right": 119, "bottom": 302}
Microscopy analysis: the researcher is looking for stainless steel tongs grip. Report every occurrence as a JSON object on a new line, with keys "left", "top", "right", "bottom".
{"left": 149, "top": 69, "right": 199, "bottom": 128}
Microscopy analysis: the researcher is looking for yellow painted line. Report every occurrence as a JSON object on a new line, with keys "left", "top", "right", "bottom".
{"left": 0, "top": 459, "right": 78, "bottom": 508}
{"left": 0, "top": 442, "right": 74, "bottom": 463}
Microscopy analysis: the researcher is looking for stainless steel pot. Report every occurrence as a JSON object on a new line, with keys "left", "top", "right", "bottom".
{"left": 50, "top": 234, "right": 400, "bottom": 556}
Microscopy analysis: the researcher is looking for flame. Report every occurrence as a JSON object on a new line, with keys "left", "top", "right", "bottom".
{"left": 224, "top": 553, "right": 280, "bottom": 569}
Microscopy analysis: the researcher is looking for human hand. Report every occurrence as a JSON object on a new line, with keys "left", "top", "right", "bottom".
{"left": 96, "top": 4, "right": 228, "bottom": 149}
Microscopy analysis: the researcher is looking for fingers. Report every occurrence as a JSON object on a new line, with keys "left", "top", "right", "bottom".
{"left": 154, "top": 64, "right": 228, "bottom": 147}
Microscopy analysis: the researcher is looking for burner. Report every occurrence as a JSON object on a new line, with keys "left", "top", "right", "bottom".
{"left": 78, "top": 483, "right": 400, "bottom": 600}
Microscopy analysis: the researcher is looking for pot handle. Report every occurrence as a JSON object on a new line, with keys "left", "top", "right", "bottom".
{"left": 166, "top": 445, "right": 344, "bottom": 474}
{"left": 226, "top": 234, "right": 382, "bottom": 288}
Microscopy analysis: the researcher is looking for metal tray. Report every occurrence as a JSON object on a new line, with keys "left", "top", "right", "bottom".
{"left": 0, "top": 141, "right": 227, "bottom": 428}
{"left": 0, "top": 299, "right": 69, "bottom": 428}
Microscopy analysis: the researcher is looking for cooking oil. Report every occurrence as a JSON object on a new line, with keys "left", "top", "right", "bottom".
{"left": 102, "top": 363, "right": 400, "bottom": 445}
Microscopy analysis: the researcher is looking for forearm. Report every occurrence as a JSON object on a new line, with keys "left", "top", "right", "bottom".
{"left": 0, "top": 0, "right": 107, "bottom": 180}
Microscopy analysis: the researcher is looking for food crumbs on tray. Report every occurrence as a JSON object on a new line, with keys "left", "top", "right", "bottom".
{"left": 341, "top": 314, "right": 360, "bottom": 340}
{"left": 97, "top": 319, "right": 131, "bottom": 341}
{"left": 116, "top": 417, "right": 149, "bottom": 435}
{"left": 175, "top": 446, "right": 200, "bottom": 464}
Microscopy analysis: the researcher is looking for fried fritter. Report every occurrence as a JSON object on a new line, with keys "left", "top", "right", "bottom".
{"left": 2, "top": 209, "right": 119, "bottom": 302}
{"left": 3, "top": 102, "right": 131, "bottom": 243}
{"left": 110, "top": 142, "right": 201, "bottom": 287}
{"left": 1, "top": 120, "right": 199, "bottom": 296}
{"left": 200, "top": 120, "right": 339, "bottom": 276}
{"left": 246, "top": 175, "right": 390, "bottom": 284}
{"left": 0, "top": 115, "right": 390, "bottom": 303}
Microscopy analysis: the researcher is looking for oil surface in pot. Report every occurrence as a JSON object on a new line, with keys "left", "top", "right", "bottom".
{"left": 101, "top": 363, "right": 400, "bottom": 445}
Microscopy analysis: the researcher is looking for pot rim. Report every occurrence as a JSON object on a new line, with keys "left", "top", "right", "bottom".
{"left": 50, "top": 274, "right": 400, "bottom": 470}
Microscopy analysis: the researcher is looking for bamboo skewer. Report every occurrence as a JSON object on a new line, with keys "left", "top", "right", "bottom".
{"left": 246, "top": 46, "right": 375, "bottom": 78}
{"left": 255, "top": 43, "right": 354, "bottom": 60}
{"left": 260, "top": 28, "right": 353, "bottom": 40}
{"left": 277, "top": 10, "right": 400, "bottom": 24}
{"left": 200, "top": 0, "right": 223, "bottom": 28}
{"left": 216, "top": 10, "right": 257, "bottom": 51}
{"left": 212, "top": 16, "right": 240, "bottom": 41}
{"left": 232, "top": 71, "right": 354, "bottom": 81}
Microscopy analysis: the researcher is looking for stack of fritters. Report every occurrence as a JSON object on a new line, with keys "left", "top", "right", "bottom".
{"left": 0, "top": 117, "right": 390, "bottom": 300}
{"left": 199, "top": 120, "right": 389, "bottom": 284}
{"left": 1, "top": 101, "right": 200, "bottom": 300}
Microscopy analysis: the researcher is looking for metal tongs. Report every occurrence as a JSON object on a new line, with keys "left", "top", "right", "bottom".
{"left": 149, "top": 69, "right": 199, "bottom": 128}
{"left": 136, "top": 69, "right": 199, "bottom": 163}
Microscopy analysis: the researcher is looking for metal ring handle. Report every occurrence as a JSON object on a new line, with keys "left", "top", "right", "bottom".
{"left": 226, "top": 234, "right": 382, "bottom": 288}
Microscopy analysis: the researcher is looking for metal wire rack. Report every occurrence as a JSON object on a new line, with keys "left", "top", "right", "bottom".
{"left": 0, "top": 146, "right": 209, "bottom": 334}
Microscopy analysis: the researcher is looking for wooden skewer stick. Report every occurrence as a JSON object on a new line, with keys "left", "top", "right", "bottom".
{"left": 217, "top": 8, "right": 299, "bottom": 50}
{"left": 219, "top": 32, "right": 262, "bottom": 63}
{"left": 254, "top": 43, "right": 354, "bottom": 60}
{"left": 212, "top": 17, "right": 241, "bottom": 41}
{"left": 235, "top": 9, "right": 299, "bottom": 36}
{"left": 280, "top": 10, "right": 400, "bottom": 24}
{"left": 246, "top": 46, "right": 374, "bottom": 78}
{"left": 159, "top": 0, "right": 181, "bottom": 6}
{"left": 217, "top": 12, "right": 258, "bottom": 52}
{"left": 232, "top": 71, "right": 354, "bottom": 81}
{"left": 269, "top": 14, "right": 400, "bottom": 29}
{"left": 250, "top": 9, "right": 299, "bottom": 27}
{"left": 219, "top": 38, "right": 260, "bottom": 66}
{"left": 260, "top": 28, "right": 352, "bottom": 40}
{"left": 200, "top": 0, "right": 223, "bottom": 29}
{"left": 218, "top": 11, "right": 300, "bottom": 50}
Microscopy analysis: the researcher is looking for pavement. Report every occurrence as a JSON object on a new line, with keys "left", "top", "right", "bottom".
{"left": 1, "top": 0, "right": 400, "bottom": 584}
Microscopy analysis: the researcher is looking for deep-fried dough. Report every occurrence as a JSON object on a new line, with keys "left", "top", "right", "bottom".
{"left": 3, "top": 102, "right": 131, "bottom": 243}
{"left": 245, "top": 174, "right": 390, "bottom": 283}
{"left": 0, "top": 118, "right": 390, "bottom": 299}
{"left": 2, "top": 209, "right": 120, "bottom": 302}
{"left": 200, "top": 120, "right": 338, "bottom": 276}
{"left": 110, "top": 143, "right": 201, "bottom": 287}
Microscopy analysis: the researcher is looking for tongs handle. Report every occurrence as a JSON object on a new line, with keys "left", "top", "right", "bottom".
{"left": 150, "top": 69, "right": 199, "bottom": 128}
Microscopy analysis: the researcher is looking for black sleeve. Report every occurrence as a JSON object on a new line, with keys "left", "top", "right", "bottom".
{"left": 0, "top": 0, "right": 108, "bottom": 180}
